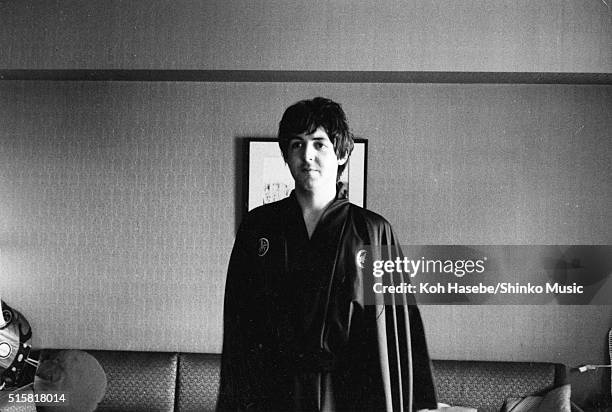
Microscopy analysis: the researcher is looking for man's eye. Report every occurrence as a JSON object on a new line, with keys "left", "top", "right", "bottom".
{"left": 291, "top": 142, "right": 303, "bottom": 149}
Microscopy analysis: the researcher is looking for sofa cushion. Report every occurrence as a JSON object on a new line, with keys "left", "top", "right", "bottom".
{"left": 502, "top": 383, "right": 572, "bottom": 412}
{"left": 432, "top": 360, "right": 566, "bottom": 412}
{"left": 176, "top": 353, "right": 221, "bottom": 412}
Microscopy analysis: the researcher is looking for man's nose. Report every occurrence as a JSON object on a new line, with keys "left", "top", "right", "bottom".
{"left": 302, "top": 143, "right": 315, "bottom": 162}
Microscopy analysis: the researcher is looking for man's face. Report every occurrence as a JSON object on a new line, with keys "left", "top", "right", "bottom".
{"left": 286, "top": 127, "right": 347, "bottom": 194}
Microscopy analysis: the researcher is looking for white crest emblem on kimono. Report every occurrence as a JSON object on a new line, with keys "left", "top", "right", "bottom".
{"left": 356, "top": 249, "right": 367, "bottom": 268}
{"left": 257, "top": 238, "right": 269, "bottom": 256}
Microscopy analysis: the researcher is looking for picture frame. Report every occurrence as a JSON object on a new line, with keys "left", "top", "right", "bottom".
{"left": 245, "top": 138, "right": 367, "bottom": 214}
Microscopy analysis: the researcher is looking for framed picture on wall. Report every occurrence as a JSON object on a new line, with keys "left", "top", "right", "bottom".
{"left": 245, "top": 138, "right": 367, "bottom": 214}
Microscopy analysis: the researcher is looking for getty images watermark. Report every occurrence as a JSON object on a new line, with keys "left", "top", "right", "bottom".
{"left": 357, "top": 245, "right": 611, "bottom": 305}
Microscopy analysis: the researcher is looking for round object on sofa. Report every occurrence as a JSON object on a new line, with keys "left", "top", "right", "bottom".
{"left": 34, "top": 349, "right": 107, "bottom": 412}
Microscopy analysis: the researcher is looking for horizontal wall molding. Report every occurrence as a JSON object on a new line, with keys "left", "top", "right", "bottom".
{"left": 1, "top": 70, "right": 610, "bottom": 84}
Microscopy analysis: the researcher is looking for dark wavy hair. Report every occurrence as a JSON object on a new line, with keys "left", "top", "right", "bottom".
{"left": 278, "top": 97, "right": 354, "bottom": 177}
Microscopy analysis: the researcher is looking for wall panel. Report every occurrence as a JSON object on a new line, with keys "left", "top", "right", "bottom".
{"left": 1, "top": 1, "right": 611, "bottom": 73}
{"left": 0, "top": 81, "right": 610, "bottom": 400}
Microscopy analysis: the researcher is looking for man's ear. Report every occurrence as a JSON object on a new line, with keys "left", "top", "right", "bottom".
{"left": 337, "top": 154, "right": 348, "bottom": 166}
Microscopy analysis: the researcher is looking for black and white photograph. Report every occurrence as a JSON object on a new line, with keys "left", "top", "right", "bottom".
{"left": 0, "top": 2, "right": 611, "bottom": 411}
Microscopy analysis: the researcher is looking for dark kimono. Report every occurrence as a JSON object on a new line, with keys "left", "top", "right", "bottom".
{"left": 218, "top": 193, "right": 437, "bottom": 411}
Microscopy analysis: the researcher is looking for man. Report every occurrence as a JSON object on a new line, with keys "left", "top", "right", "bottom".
{"left": 218, "top": 97, "right": 437, "bottom": 411}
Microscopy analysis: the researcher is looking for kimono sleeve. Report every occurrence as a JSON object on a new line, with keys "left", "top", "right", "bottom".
{"left": 372, "top": 221, "right": 438, "bottom": 412}
{"left": 216, "top": 220, "right": 256, "bottom": 411}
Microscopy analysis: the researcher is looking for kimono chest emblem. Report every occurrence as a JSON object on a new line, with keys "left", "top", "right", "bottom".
{"left": 356, "top": 249, "right": 367, "bottom": 268}
{"left": 257, "top": 238, "right": 269, "bottom": 256}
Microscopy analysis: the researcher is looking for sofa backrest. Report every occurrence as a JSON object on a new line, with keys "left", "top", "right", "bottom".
{"left": 78, "top": 350, "right": 179, "bottom": 412}
{"left": 176, "top": 353, "right": 220, "bottom": 412}
{"left": 40, "top": 350, "right": 565, "bottom": 412}
{"left": 431, "top": 359, "right": 566, "bottom": 411}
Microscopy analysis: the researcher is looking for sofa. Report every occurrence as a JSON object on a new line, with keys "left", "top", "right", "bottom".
{"left": 38, "top": 350, "right": 567, "bottom": 412}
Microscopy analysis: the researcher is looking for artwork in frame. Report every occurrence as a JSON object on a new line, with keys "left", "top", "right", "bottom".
{"left": 245, "top": 138, "right": 367, "bottom": 213}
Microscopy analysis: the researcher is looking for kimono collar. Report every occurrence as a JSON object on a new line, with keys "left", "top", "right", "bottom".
{"left": 288, "top": 187, "right": 350, "bottom": 216}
